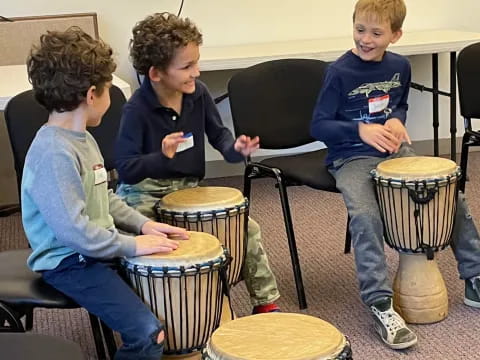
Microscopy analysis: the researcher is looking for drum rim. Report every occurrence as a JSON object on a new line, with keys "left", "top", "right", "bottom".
{"left": 158, "top": 202, "right": 248, "bottom": 220}
{"left": 121, "top": 251, "right": 228, "bottom": 276}
{"left": 158, "top": 186, "right": 247, "bottom": 212}
{"left": 371, "top": 168, "right": 461, "bottom": 189}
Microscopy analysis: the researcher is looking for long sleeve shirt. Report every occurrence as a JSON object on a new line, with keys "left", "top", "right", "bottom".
{"left": 311, "top": 50, "right": 411, "bottom": 167}
{"left": 115, "top": 79, "right": 244, "bottom": 185}
{"left": 22, "top": 126, "right": 149, "bottom": 271}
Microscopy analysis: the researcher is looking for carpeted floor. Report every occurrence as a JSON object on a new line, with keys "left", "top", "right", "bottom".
{"left": 2, "top": 152, "right": 480, "bottom": 359}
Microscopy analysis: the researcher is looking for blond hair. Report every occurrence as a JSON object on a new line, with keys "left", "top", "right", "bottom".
{"left": 353, "top": 0, "right": 406, "bottom": 32}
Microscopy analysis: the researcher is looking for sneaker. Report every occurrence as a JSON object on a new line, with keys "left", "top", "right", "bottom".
{"left": 370, "top": 297, "right": 418, "bottom": 350}
{"left": 464, "top": 275, "right": 480, "bottom": 308}
{"left": 252, "top": 303, "right": 281, "bottom": 314}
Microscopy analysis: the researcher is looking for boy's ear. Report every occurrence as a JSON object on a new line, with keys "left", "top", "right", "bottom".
{"left": 391, "top": 29, "right": 403, "bottom": 44}
{"left": 148, "top": 66, "right": 162, "bottom": 82}
{"left": 85, "top": 85, "right": 96, "bottom": 105}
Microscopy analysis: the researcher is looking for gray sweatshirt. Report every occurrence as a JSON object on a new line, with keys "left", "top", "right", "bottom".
{"left": 21, "top": 125, "right": 148, "bottom": 271}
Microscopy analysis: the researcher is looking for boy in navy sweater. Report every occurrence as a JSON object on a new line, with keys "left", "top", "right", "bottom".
{"left": 115, "top": 13, "right": 280, "bottom": 314}
{"left": 311, "top": 0, "right": 480, "bottom": 350}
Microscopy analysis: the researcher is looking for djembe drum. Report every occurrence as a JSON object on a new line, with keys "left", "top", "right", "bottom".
{"left": 371, "top": 156, "right": 461, "bottom": 324}
{"left": 156, "top": 187, "right": 248, "bottom": 285}
{"left": 122, "top": 231, "right": 229, "bottom": 355}
{"left": 201, "top": 313, "right": 353, "bottom": 360}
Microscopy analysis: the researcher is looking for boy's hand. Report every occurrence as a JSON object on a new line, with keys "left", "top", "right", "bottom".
{"left": 384, "top": 118, "right": 412, "bottom": 152}
{"left": 134, "top": 234, "right": 180, "bottom": 256}
{"left": 358, "top": 122, "right": 400, "bottom": 154}
{"left": 162, "top": 132, "right": 187, "bottom": 159}
{"left": 141, "top": 221, "right": 189, "bottom": 240}
{"left": 234, "top": 135, "right": 260, "bottom": 156}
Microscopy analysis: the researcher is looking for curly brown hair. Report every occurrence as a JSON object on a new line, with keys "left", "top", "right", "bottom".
{"left": 130, "top": 12, "right": 202, "bottom": 75}
{"left": 27, "top": 27, "right": 116, "bottom": 113}
{"left": 353, "top": 0, "right": 406, "bottom": 32}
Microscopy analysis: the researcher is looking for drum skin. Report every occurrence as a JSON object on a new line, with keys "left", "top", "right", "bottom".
{"left": 202, "top": 313, "right": 353, "bottom": 360}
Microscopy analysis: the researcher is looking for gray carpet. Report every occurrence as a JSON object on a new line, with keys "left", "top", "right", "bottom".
{"left": 2, "top": 152, "right": 480, "bottom": 359}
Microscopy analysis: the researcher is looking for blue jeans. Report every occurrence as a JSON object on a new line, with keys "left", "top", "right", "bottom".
{"left": 42, "top": 254, "right": 164, "bottom": 360}
{"left": 329, "top": 144, "right": 480, "bottom": 306}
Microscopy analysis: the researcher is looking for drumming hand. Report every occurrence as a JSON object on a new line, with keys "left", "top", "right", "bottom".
{"left": 234, "top": 135, "right": 260, "bottom": 156}
{"left": 358, "top": 122, "right": 400, "bottom": 154}
{"left": 384, "top": 118, "right": 412, "bottom": 152}
{"left": 142, "top": 221, "right": 189, "bottom": 239}
{"left": 162, "top": 132, "right": 187, "bottom": 159}
{"left": 134, "top": 235, "right": 180, "bottom": 256}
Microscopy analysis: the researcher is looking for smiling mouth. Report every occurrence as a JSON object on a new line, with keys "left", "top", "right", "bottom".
{"left": 360, "top": 45, "right": 374, "bottom": 53}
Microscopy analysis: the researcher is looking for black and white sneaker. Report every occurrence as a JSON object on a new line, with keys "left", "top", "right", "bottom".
{"left": 370, "top": 297, "right": 417, "bottom": 350}
{"left": 464, "top": 275, "right": 480, "bottom": 308}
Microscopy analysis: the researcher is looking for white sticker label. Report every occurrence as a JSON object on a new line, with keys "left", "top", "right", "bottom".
{"left": 368, "top": 95, "right": 390, "bottom": 114}
{"left": 93, "top": 164, "right": 107, "bottom": 185}
{"left": 176, "top": 133, "right": 194, "bottom": 153}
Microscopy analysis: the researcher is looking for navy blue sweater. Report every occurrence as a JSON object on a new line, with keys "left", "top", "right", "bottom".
{"left": 311, "top": 50, "right": 411, "bottom": 167}
{"left": 115, "top": 79, "right": 244, "bottom": 185}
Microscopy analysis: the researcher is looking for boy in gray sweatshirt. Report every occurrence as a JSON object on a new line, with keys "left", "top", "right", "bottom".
{"left": 22, "top": 27, "right": 188, "bottom": 359}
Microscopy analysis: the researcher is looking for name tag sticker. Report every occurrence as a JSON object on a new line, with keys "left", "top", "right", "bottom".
{"left": 93, "top": 164, "right": 107, "bottom": 185}
{"left": 368, "top": 95, "right": 390, "bottom": 114}
{"left": 176, "top": 132, "right": 194, "bottom": 153}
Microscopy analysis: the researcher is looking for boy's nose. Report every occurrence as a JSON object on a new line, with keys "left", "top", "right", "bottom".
{"left": 362, "top": 33, "right": 373, "bottom": 44}
{"left": 192, "top": 64, "right": 200, "bottom": 78}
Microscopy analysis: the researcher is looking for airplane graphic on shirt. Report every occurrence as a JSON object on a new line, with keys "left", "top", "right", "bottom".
{"left": 348, "top": 73, "right": 401, "bottom": 97}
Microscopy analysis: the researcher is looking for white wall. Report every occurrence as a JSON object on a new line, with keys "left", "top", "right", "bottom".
{"left": 3, "top": 0, "right": 480, "bottom": 161}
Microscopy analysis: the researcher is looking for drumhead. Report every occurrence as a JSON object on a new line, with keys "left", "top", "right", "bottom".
{"left": 206, "top": 313, "right": 347, "bottom": 360}
{"left": 125, "top": 231, "right": 223, "bottom": 268}
{"left": 376, "top": 156, "right": 457, "bottom": 180}
{"left": 160, "top": 187, "right": 245, "bottom": 212}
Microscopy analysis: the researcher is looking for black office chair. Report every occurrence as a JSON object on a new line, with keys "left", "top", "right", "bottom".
{"left": 0, "top": 85, "right": 126, "bottom": 359}
{"left": 0, "top": 333, "right": 85, "bottom": 360}
{"left": 228, "top": 58, "right": 351, "bottom": 310}
{"left": 457, "top": 42, "right": 480, "bottom": 193}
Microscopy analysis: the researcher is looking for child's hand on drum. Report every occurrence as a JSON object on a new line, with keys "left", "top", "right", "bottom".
{"left": 161, "top": 132, "right": 187, "bottom": 158}
{"left": 384, "top": 118, "right": 412, "bottom": 151}
{"left": 234, "top": 135, "right": 260, "bottom": 156}
{"left": 134, "top": 234, "right": 180, "bottom": 255}
{"left": 359, "top": 122, "right": 400, "bottom": 153}
{"left": 141, "top": 221, "right": 189, "bottom": 239}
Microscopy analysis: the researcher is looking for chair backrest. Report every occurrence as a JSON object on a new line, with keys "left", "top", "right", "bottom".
{"left": 457, "top": 42, "right": 480, "bottom": 120}
{"left": 228, "top": 58, "right": 328, "bottom": 150}
{"left": 4, "top": 85, "right": 126, "bottom": 194}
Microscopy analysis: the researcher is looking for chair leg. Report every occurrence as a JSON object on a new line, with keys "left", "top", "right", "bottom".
{"left": 459, "top": 134, "right": 470, "bottom": 193}
{"left": 272, "top": 169, "right": 307, "bottom": 310}
{"left": 24, "top": 308, "right": 33, "bottom": 331}
{"left": 88, "top": 313, "right": 108, "bottom": 360}
{"left": 243, "top": 164, "right": 254, "bottom": 200}
{"left": 100, "top": 319, "right": 117, "bottom": 359}
{"left": 344, "top": 215, "right": 352, "bottom": 254}
{"left": 0, "top": 302, "right": 25, "bottom": 332}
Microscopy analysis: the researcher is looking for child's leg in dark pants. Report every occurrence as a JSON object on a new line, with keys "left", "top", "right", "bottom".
{"left": 42, "top": 254, "right": 163, "bottom": 360}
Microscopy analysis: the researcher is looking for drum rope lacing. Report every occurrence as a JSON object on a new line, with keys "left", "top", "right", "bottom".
{"left": 372, "top": 170, "right": 460, "bottom": 258}
{"left": 121, "top": 249, "right": 231, "bottom": 355}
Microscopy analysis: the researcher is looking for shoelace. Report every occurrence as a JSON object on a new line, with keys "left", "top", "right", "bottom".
{"left": 372, "top": 307, "right": 405, "bottom": 335}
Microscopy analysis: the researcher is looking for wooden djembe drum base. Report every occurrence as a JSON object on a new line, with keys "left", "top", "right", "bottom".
{"left": 393, "top": 253, "right": 448, "bottom": 324}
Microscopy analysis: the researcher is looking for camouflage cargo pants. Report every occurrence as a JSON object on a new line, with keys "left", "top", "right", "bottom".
{"left": 117, "top": 178, "right": 280, "bottom": 306}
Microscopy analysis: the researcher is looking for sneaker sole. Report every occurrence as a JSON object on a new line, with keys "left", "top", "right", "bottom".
{"left": 374, "top": 323, "right": 418, "bottom": 350}
{"left": 380, "top": 336, "right": 418, "bottom": 350}
{"left": 464, "top": 298, "right": 480, "bottom": 308}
